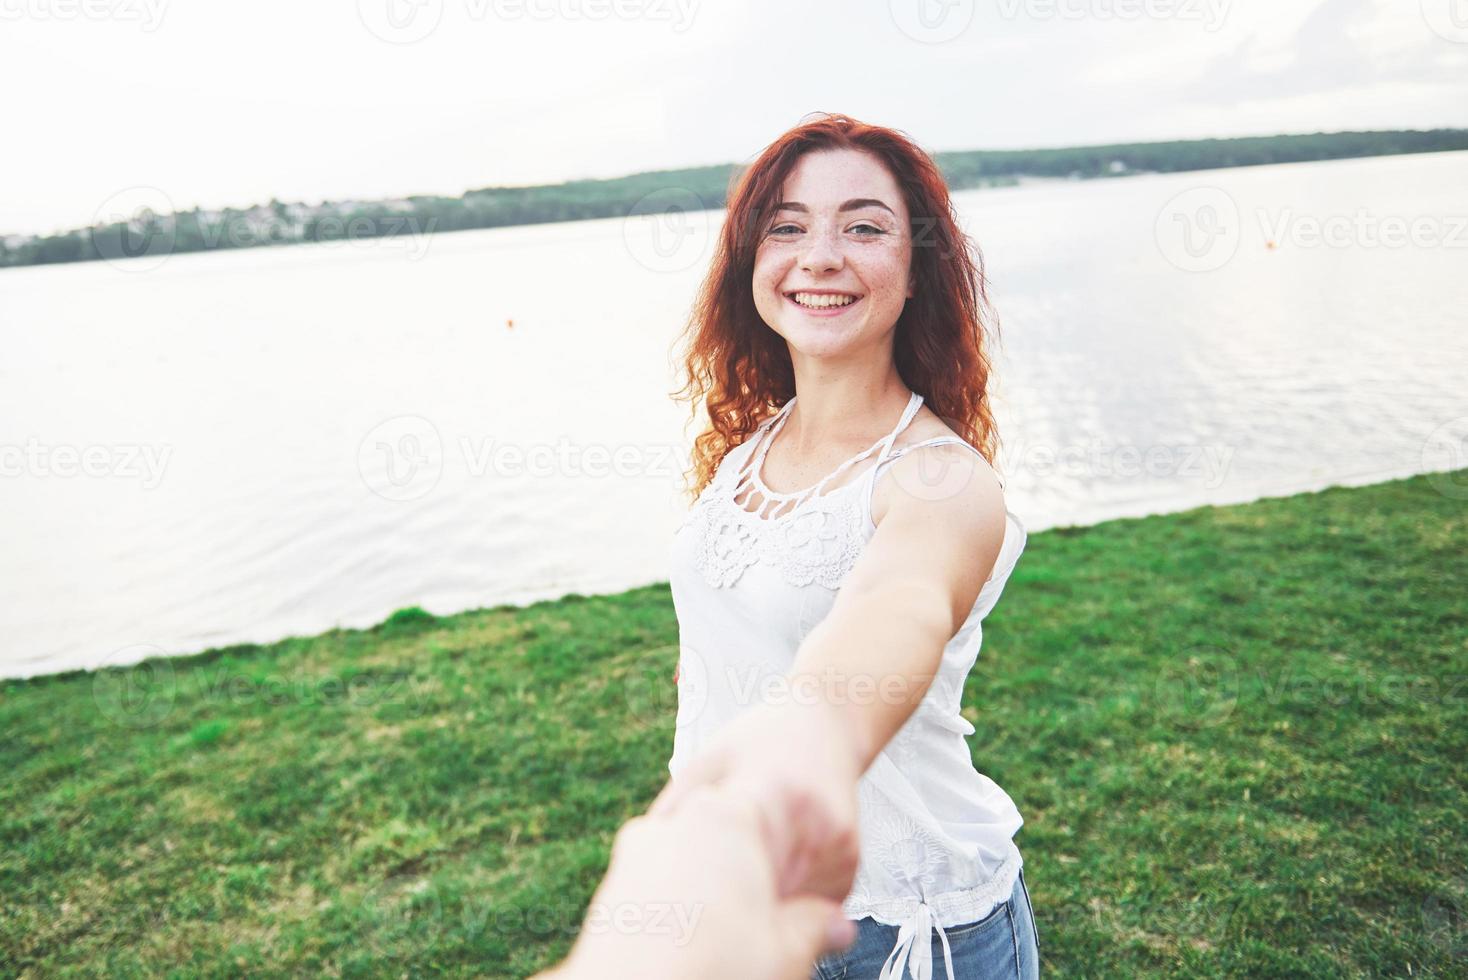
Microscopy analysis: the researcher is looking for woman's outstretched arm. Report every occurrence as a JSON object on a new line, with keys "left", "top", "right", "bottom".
{"left": 790, "top": 442, "right": 1007, "bottom": 774}
{"left": 647, "top": 444, "right": 1008, "bottom": 904}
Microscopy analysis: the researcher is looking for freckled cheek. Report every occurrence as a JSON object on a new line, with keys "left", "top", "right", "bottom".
{"left": 852, "top": 259, "right": 906, "bottom": 301}
{"left": 753, "top": 271, "right": 780, "bottom": 301}
{"left": 753, "top": 253, "right": 787, "bottom": 298}
{"left": 877, "top": 247, "right": 913, "bottom": 301}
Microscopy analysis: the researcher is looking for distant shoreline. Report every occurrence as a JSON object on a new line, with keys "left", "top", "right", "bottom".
{"left": 4, "top": 128, "right": 1466, "bottom": 272}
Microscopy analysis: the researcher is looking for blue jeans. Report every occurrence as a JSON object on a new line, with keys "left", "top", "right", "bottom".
{"left": 810, "top": 866, "right": 1041, "bottom": 979}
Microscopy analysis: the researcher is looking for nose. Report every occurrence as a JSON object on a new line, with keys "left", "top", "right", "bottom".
{"left": 798, "top": 225, "right": 844, "bottom": 274}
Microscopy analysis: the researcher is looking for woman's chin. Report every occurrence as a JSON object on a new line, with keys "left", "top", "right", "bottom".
{"left": 780, "top": 325, "right": 869, "bottom": 357}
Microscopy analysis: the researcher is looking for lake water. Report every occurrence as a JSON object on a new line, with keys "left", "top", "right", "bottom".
{"left": 3, "top": 151, "right": 1465, "bottom": 681}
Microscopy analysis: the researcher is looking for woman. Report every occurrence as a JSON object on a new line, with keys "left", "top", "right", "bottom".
{"left": 653, "top": 113, "right": 1040, "bottom": 980}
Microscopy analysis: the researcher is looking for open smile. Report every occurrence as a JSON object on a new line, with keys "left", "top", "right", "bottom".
{"left": 784, "top": 290, "right": 864, "bottom": 314}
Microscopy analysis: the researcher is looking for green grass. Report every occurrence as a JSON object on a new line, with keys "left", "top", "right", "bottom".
{"left": 3, "top": 470, "right": 1465, "bottom": 978}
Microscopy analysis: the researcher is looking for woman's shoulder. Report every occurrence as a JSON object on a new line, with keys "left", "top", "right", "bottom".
{"left": 887, "top": 410, "right": 987, "bottom": 465}
{"left": 870, "top": 415, "right": 1006, "bottom": 527}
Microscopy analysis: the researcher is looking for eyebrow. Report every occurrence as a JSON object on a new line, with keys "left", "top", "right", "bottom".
{"left": 772, "top": 198, "right": 895, "bottom": 217}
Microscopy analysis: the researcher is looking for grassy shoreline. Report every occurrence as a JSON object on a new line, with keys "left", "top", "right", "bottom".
{"left": 3, "top": 469, "right": 1465, "bottom": 977}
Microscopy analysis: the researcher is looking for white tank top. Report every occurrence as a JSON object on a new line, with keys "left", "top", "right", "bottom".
{"left": 667, "top": 390, "right": 1029, "bottom": 980}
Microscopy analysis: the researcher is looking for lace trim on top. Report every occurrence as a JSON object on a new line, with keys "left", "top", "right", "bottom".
{"left": 686, "top": 393, "right": 1020, "bottom": 592}
{"left": 730, "top": 390, "right": 924, "bottom": 520}
{"left": 685, "top": 393, "right": 924, "bottom": 589}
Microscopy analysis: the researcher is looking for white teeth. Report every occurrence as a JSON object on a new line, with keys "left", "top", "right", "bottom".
{"left": 791, "top": 292, "right": 858, "bottom": 309}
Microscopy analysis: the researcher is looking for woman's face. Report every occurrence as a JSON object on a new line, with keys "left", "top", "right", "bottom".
{"left": 752, "top": 148, "right": 914, "bottom": 358}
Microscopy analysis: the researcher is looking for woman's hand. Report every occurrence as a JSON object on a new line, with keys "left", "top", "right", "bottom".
{"left": 648, "top": 695, "right": 864, "bottom": 905}
{"left": 540, "top": 782, "right": 857, "bottom": 980}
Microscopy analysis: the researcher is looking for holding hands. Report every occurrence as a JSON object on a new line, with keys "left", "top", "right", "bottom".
{"left": 650, "top": 697, "right": 864, "bottom": 904}
{"left": 538, "top": 698, "right": 865, "bottom": 979}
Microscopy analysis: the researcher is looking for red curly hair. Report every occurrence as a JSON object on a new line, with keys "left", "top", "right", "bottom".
{"left": 669, "top": 111, "right": 1004, "bottom": 505}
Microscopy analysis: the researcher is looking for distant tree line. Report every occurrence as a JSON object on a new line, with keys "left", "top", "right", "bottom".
{"left": 4, "top": 129, "right": 1466, "bottom": 271}
{"left": 932, "top": 129, "right": 1468, "bottom": 182}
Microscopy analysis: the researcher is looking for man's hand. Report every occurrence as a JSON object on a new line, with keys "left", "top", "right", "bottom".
{"left": 539, "top": 782, "right": 857, "bottom": 980}
{"left": 649, "top": 696, "right": 863, "bottom": 905}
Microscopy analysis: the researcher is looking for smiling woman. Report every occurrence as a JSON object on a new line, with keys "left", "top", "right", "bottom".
{"left": 752, "top": 170, "right": 915, "bottom": 373}
{"left": 767, "top": 198, "right": 901, "bottom": 314}
{"left": 654, "top": 112, "right": 1041, "bottom": 980}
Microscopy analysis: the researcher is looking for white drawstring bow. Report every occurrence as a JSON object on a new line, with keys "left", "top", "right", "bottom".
{"left": 876, "top": 900, "right": 955, "bottom": 980}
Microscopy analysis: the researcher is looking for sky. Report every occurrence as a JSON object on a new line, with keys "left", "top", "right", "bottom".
{"left": 3, "top": 0, "right": 1466, "bottom": 237}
